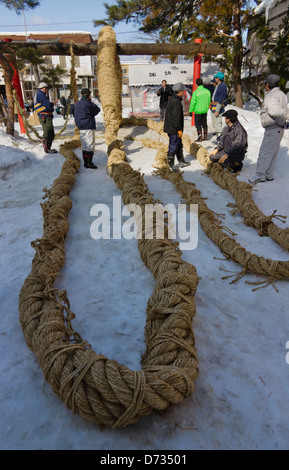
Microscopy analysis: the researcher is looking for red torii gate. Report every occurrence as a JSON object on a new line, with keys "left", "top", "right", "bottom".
{"left": 191, "top": 38, "right": 203, "bottom": 127}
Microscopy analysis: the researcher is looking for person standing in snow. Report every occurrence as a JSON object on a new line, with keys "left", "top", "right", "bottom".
{"left": 249, "top": 74, "right": 288, "bottom": 184}
{"left": 209, "top": 109, "right": 248, "bottom": 173}
{"left": 164, "top": 82, "right": 190, "bottom": 171}
{"left": 74, "top": 88, "right": 101, "bottom": 169}
{"left": 60, "top": 94, "right": 67, "bottom": 119}
{"left": 34, "top": 82, "right": 57, "bottom": 154}
{"left": 157, "top": 80, "right": 172, "bottom": 121}
{"left": 189, "top": 78, "right": 211, "bottom": 142}
{"left": 210, "top": 72, "right": 228, "bottom": 142}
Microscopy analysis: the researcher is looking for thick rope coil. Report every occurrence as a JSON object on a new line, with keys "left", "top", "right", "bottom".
{"left": 19, "top": 27, "right": 199, "bottom": 428}
{"left": 139, "top": 137, "right": 289, "bottom": 289}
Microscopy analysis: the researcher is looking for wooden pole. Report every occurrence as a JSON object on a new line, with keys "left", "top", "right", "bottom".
{"left": 0, "top": 41, "right": 225, "bottom": 57}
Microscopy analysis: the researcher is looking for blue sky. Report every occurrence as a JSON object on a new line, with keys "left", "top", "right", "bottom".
{"left": 0, "top": 0, "right": 143, "bottom": 42}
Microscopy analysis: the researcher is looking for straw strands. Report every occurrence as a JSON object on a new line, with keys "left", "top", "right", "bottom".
{"left": 134, "top": 129, "right": 289, "bottom": 290}
{"left": 18, "top": 27, "right": 199, "bottom": 428}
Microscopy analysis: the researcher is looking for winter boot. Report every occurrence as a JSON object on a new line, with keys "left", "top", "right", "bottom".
{"left": 177, "top": 151, "right": 190, "bottom": 168}
{"left": 203, "top": 129, "right": 208, "bottom": 141}
{"left": 42, "top": 139, "right": 49, "bottom": 154}
{"left": 167, "top": 152, "right": 177, "bottom": 171}
{"left": 82, "top": 151, "right": 90, "bottom": 168}
{"left": 83, "top": 151, "right": 97, "bottom": 169}
{"left": 46, "top": 140, "right": 57, "bottom": 154}
{"left": 87, "top": 151, "right": 97, "bottom": 169}
{"left": 195, "top": 132, "right": 202, "bottom": 142}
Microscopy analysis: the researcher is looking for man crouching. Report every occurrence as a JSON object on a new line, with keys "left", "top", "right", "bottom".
{"left": 209, "top": 109, "right": 248, "bottom": 173}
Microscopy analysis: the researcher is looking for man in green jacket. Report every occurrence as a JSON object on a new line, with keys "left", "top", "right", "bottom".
{"left": 189, "top": 78, "right": 211, "bottom": 142}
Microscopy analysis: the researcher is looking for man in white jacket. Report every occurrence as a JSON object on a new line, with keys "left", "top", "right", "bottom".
{"left": 249, "top": 74, "right": 288, "bottom": 184}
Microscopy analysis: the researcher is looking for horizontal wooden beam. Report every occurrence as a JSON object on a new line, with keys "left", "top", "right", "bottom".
{"left": 0, "top": 41, "right": 225, "bottom": 56}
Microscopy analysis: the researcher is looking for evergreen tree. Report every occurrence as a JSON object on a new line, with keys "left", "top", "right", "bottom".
{"left": 38, "top": 64, "right": 67, "bottom": 102}
{"left": 95, "top": 0, "right": 258, "bottom": 108}
{"left": 0, "top": 0, "right": 39, "bottom": 12}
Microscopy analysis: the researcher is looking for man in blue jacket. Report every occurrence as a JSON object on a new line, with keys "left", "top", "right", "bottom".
{"left": 34, "top": 82, "right": 57, "bottom": 154}
{"left": 74, "top": 88, "right": 101, "bottom": 169}
{"left": 210, "top": 72, "right": 228, "bottom": 142}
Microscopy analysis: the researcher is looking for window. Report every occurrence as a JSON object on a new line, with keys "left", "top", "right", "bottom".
{"left": 59, "top": 56, "right": 66, "bottom": 68}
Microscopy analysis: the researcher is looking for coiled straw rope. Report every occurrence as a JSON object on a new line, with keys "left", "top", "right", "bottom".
{"left": 122, "top": 116, "right": 289, "bottom": 252}
{"left": 135, "top": 135, "right": 289, "bottom": 290}
{"left": 19, "top": 26, "right": 199, "bottom": 428}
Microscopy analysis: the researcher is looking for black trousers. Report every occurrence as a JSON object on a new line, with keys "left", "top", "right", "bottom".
{"left": 195, "top": 113, "right": 208, "bottom": 133}
{"left": 210, "top": 150, "right": 243, "bottom": 172}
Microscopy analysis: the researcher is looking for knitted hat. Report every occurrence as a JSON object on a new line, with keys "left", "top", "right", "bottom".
{"left": 223, "top": 109, "right": 238, "bottom": 122}
{"left": 173, "top": 83, "right": 185, "bottom": 92}
{"left": 38, "top": 82, "right": 48, "bottom": 89}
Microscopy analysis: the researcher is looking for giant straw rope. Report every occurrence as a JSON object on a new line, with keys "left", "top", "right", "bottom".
{"left": 119, "top": 117, "right": 289, "bottom": 290}
{"left": 19, "top": 25, "right": 289, "bottom": 427}
{"left": 19, "top": 27, "right": 199, "bottom": 428}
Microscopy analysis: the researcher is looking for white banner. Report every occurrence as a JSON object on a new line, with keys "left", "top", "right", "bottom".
{"left": 128, "top": 62, "right": 219, "bottom": 86}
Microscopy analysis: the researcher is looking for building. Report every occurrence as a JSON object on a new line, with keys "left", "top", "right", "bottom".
{"left": 254, "top": 0, "right": 289, "bottom": 29}
{"left": 245, "top": 0, "right": 289, "bottom": 96}
{"left": 0, "top": 31, "right": 97, "bottom": 101}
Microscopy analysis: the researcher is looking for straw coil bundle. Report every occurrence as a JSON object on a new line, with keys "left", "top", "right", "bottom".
{"left": 19, "top": 27, "right": 199, "bottom": 428}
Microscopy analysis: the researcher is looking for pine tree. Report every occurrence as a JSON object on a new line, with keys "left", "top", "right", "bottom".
{"left": 95, "top": 0, "right": 257, "bottom": 108}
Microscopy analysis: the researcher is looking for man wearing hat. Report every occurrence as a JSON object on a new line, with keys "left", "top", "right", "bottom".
{"left": 164, "top": 83, "right": 190, "bottom": 171}
{"left": 34, "top": 82, "right": 57, "bottom": 153}
{"left": 209, "top": 109, "right": 248, "bottom": 173}
{"left": 74, "top": 88, "right": 101, "bottom": 169}
{"left": 249, "top": 74, "right": 288, "bottom": 184}
{"left": 210, "top": 72, "right": 228, "bottom": 142}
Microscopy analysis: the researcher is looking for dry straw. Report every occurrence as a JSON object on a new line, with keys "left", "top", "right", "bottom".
{"left": 19, "top": 27, "right": 199, "bottom": 428}
{"left": 130, "top": 124, "right": 289, "bottom": 290}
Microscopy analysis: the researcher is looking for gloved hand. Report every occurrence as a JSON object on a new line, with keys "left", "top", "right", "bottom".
{"left": 177, "top": 130, "right": 183, "bottom": 138}
{"left": 189, "top": 112, "right": 192, "bottom": 117}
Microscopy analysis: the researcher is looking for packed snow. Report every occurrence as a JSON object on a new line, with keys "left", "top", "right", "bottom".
{"left": 1, "top": 98, "right": 289, "bottom": 450}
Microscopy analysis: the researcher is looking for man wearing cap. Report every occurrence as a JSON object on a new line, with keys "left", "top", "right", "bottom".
{"left": 209, "top": 109, "right": 248, "bottom": 173}
{"left": 210, "top": 72, "right": 228, "bottom": 142}
{"left": 74, "top": 88, "right": 101, "bottom": 169}
{"left": 249, "top": 74, "right": 288, "bottom": 184}
{"left": 164, "top": 83, "right": 190, "bottom": 170}
{"left": 34, "top": 82, "right": 57, "bottom": 154}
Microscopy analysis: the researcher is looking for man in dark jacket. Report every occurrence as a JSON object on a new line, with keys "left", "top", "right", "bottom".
{"left": 164, "top": 82, "right": 190, "bottom": 170}
{"left": 157, "top": 80, "right": 172, "bottom": 121}
{"left": 34, "top": 82, "right": 57, "bottom": 154}
{"left": 209, "top": 109, "right": 247, "bottom": 173}
{"left": 60, "top": 94, "right": 67, "bottom": 119}
{"left": 210, "top": 72, "right": 228, "bottom": 142}
{"left": 74, "top": 88, "right": 101, "bottom": 169}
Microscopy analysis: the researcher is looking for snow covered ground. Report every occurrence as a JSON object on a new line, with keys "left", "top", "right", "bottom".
{"left": 1, "top": 100, "right": 289, "bottom": 450}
